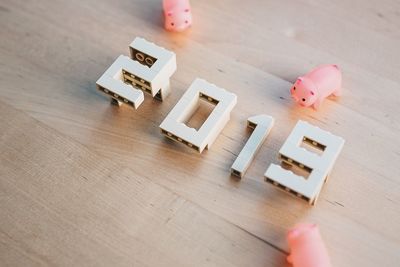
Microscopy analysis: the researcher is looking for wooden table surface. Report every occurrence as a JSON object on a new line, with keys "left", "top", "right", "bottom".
{"left": 1, "top": 0, "right": 399, "bottom": 266}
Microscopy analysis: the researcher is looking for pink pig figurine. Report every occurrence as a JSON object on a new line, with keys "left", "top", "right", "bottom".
{"left": 290, "top": 64, "right": 342, "bottom": 109}
{"left": 287, "top": 224, "right": 332, "bottom": 267}
{"left": 163, "top": 0, "right": 192, "bottom": 32}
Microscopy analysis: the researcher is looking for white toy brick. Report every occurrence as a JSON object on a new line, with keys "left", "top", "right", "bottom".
{"left": 231, "top": 115, "right": 274, "bottom": 178}
{"left": 129, "top": 37, "right": 176, "bottom": 100}
{"left": 159, "top": 78, "right": 237, "bottom": 153}
{"left": 96, "top": 37, "right": 176, "bottom": 108}
{"left": 264, "top": 120, "right": 344, "bottom": 205}
{"left": 96, "top": 55, "right": 145, "bottom": 109}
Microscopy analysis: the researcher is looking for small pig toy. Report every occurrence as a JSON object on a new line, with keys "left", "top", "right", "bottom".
{"left": 163, "top": 0, "right": 192, "bottom": 32}
{"left": 287, "top": 224, "right": 332, "bottom": 267}
{"left": 290, "top": 64, "right": 342, "bottom": 109}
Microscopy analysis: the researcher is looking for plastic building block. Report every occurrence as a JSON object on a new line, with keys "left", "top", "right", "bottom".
{"left": 96, "top": 37, "right": 176, "bottom": 108}
{"left": 231, "top": 115, "right": 274, "bottom": 178}
{"left": 96, "top": 55, "right": 145, "bottom": 109}
{"left": 264, "top": 120, "right": 344, "bottom": 205}
{"left": 287, "top": 224, "right": 331, "bottom": 267}
{"left": 128, "top": 37, "right": 176, "bottom": 100}
{"left": 163, "top": 0, "right": 192, "bottom": 32}
{"left": 160, "top": 78, "right": 237, "bottom": 153}
{"left": 290, "top": 64, "right": 342, "bottom": 110}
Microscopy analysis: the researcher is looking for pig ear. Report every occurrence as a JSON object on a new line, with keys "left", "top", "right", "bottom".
{"left": 287, "top": 229, "right": 300, "bottom": 240}
{"left": 296, "top": 77, "right": 303, "bottom": 83}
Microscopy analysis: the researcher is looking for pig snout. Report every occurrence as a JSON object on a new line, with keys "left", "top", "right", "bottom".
{"left": 165, "top": 14, "right": 191, "bottom": 31}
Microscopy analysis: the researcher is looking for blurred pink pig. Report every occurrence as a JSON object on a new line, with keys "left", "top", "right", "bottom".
{"left": 290, "top": 64, "right": 342, "bottom": 109}
{"left": 163, "top": 0, "right": 192, "bottom": 32}
{"left": 287, "top": 224, "right": 332, "bottom": 267}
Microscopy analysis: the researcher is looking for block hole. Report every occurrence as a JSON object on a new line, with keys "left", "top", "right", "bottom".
{"left": 183, "top": 97, "right": 217, "bottom": 131}
{"left": 121, "top": 70, "right": 151, "bottom": 93}
{"left": 265, "top": 177, "right": 311, "bottom": 202}
{"left": 247, "top": 121, "right": 257, "bottom": 129}
{"left": 161, "top": 129, "right": 200, "bottom": 152}
{"left": 300, "top": 136, "right": 325, "bottom": 156}
{"left": 130, "top": 47, "right": 158, "bottom": 68}
{"left": 155, "top": 89, "right": 162, "bottom": 101}
{"left": 96, "top": 85, "right": 134, "bottom": 108}
{"left": 231, "top": 169, "right": 241, "bottom": 177}
{"left": 280, "top": 156, "right": 311, "bottom": 179}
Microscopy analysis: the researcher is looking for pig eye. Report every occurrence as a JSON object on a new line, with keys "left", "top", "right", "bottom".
{"left": 170, "top": 22, "right": 174, "bottom": 26}
{"left": 167, "top": 12, "right": 172, "bottom": 16}
{"left": 293, "top": 86, "right": 296, "bottom": 90}
{"left": 185, "top": 20, "right": 188, "bottom": 24}
{"left": 184, "top": 9, "right": 190, "bottom": 12}
{"left": 302, "top": 98, "right": 306, "bottom": 102}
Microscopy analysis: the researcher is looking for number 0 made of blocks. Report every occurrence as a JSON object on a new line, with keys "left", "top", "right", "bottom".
{"left": 160, "top": 78, "right": 237, "bottom": 153}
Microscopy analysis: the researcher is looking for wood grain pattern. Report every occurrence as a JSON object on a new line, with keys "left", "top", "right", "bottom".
{"left": 0, "top": 0, "right": 399, "bottom": 266}
{"left": 0, "top": 101, "right": 286, "bottom": 266}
